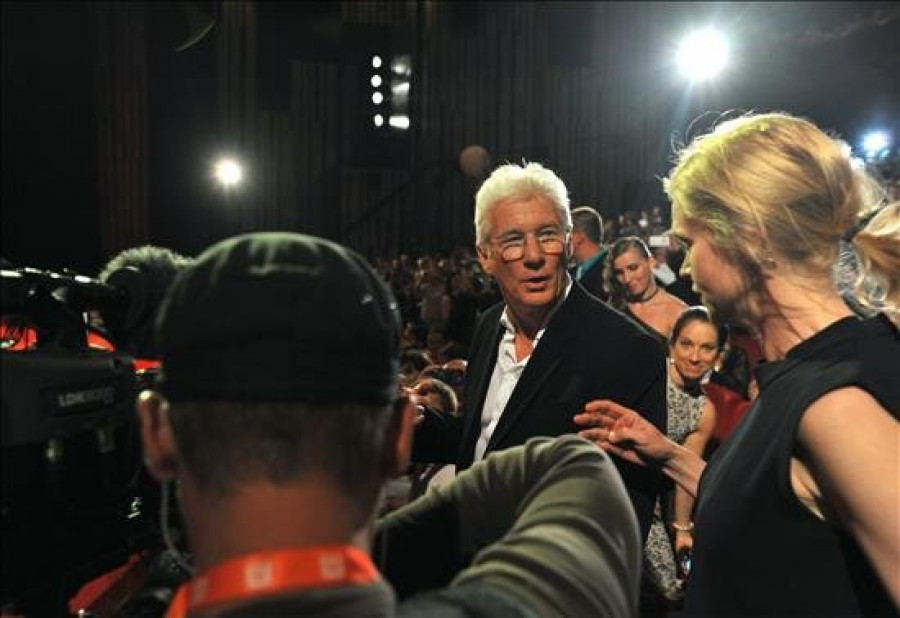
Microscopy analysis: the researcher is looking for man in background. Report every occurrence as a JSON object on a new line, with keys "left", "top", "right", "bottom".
{"left": 570, "top": 205, "right": 608, "bottom": 301}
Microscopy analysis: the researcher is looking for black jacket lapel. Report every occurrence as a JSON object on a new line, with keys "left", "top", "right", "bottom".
{"left": 485, "top": 284, "right": 586, "bottom": 452}
{"left": 457, "top": 304, "right": 504, "bottom": 468}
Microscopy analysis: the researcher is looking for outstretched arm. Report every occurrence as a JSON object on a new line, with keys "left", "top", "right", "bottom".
{"left": 376, "top": 436, "right": 642, "bottom": 616}
{"left": 575, "top": 399, "right": 707, "bottom": 498}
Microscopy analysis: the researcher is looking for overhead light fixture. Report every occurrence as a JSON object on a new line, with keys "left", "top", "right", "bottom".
{"left": 676, "top": 29, "right": 729, "bottom": 82}
{"left": 213, "top": 158, "right": 243, "bottom": 188}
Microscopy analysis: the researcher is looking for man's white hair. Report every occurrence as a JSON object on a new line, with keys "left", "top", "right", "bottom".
{"left": 474, "top": 162, "right": 572, "bottom": 245}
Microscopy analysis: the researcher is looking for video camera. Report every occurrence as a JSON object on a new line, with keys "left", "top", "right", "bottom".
{"left": 1, "top": 266, "right": 165, "bottom": 616}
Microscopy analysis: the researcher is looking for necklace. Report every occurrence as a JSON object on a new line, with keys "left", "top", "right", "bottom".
{"left": 631, "top": 284, "right": 661, "bottom": 304}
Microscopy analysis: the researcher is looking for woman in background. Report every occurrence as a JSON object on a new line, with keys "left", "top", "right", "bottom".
{"left": 643, "top": 306, "right": 723, "bottom": 607}
{"left": 605, "top": 236, "right": 687, "bottom": 343}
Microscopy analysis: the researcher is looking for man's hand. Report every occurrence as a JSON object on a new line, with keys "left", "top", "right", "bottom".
{"left": 574, "top": 399, "right": 674, "bottom": 467}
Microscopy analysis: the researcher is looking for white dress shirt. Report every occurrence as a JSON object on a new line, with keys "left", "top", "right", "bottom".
{"left": 473, "top": 280, "right": 572, "bottom": 461}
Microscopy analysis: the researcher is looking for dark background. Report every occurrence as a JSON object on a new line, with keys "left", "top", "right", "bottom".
{"left": 3, "top": 1, "right": 898, "bottom": 275}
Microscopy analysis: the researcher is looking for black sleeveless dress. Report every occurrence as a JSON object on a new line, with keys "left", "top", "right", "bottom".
{"left": 685, "top": 314, "right": 899, "bottom": 617}
{"left": 622, "top": 305, "right": 669, "bottom": 351}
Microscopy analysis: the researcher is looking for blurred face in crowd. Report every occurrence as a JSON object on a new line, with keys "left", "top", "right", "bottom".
{"left": 413, "top": 378, "right": 451, "bottom": 415}
{"left": 652, "top": 247, "right": 669, "bottom": 265}
{"left": 426, "top": 330, "right": 445, "bottom": 357}
{"left": 612, "top": 247, "right": 655, "bottom": 301}
{"left": 451, "top": 269, "right": 471, "bottom": 292}
{"left": 669, "top": 319, "right": 720, "bottom": 383}
{"left": 478, "top": 195, "right": 569, "bottom": 324}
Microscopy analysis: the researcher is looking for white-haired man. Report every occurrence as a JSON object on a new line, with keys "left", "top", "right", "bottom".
{"left": 414, "top": 162, "right": 667, "bottom": 541}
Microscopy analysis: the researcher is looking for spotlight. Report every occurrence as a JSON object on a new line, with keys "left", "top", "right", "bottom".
{"left": 370, "top": 75, "right": 382, "bottom": 88}
{"left": 677, "top": 29, "right": 728, "bottom": 82}
{"left": 862, "top": 131, "right": 890, "bottom": 159}
{"left": 391, "top": 56, "right": 411, "bottom": 76}
{"left": 213, "top": 158, "right": 243, "bottom": 188}
{"left": 391, "top": 81, "right": 410, "bottom": 96}
{"left": 372, "top": 55, "right": 382, "bottom": 69}
{"left": 372, "top": 92, "right": 384, "bottom": 105}
{"left": 373, "top": 114, "right": 384, "bottom": 127}
{"left": 388, "top": 115, "right": 410, "bottom": 130}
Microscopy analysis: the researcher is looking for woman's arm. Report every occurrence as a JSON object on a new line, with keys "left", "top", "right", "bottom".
{"left": 672, "top": 399, "right": 716, "bottom": 553}
{"left": 795, "top": 387, "right": 900, "bottom": 606}
{"left": 576, "top": 399, "right": 707, "bottom": 498}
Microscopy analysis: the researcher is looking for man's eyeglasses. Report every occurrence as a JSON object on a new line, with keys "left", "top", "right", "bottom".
{"left": 490, "top": 229, "right": 568, "bottom": 262}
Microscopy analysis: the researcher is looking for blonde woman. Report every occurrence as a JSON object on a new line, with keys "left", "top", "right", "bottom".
{"left": 576, "top": 113, "right": 900, "bottom": 616}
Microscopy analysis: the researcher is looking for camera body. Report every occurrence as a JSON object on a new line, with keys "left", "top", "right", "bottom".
{"left": 1, "top": 266, "right": 162, "bottom": 615}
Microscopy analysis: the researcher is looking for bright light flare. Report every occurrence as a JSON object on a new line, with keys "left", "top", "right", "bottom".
{"left": 214, "top": 159, "right": 243, "bottom": 187}
{"left": 862, "top": 131, "right": 890, "bottom": 159}
{"left": 391, "top": 80, "right": 410, "bottom": 96}
{"left": 677, "top": 29, "right": 728, "bottom": 82}
{"left": 391, "top": 56, "right": 411, "bottom": 76}
{"left": 388, "top": 115, "right": 410, "bottom": 130}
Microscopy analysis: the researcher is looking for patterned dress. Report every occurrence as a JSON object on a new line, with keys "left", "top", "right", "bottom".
{"left": 642, "top": 376, "right": 705, "bottom": 602}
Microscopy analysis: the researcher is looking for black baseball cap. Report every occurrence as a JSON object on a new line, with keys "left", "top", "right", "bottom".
{"left": 155, "top": 232, "right": 400, "bottom": 406}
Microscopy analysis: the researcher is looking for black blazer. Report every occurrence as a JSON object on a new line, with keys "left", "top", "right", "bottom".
{"left": 414, "top": 281, "right": 667, "bottom": 539}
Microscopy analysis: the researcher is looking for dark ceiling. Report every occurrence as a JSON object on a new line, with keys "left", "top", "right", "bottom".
{"left": 2, "top": 1, "right": 898, "bottom": 272}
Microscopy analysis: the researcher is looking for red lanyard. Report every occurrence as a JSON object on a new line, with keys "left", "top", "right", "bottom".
{"left": 166, "top": 545, "right": 379, "bottom": 617}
